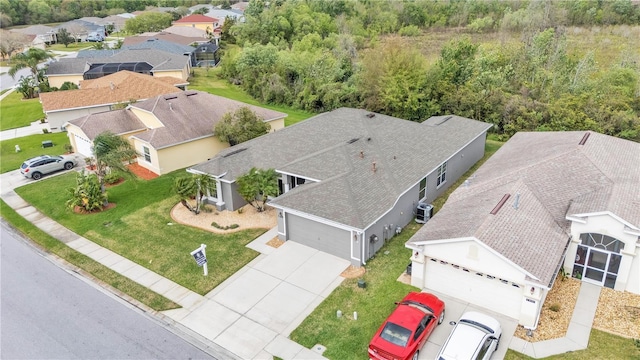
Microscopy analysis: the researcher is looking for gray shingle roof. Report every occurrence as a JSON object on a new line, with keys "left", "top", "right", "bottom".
{"left": 190, "top": 108, "right": 492, "bottom": 230}
{"left": 130, "top": 91, "right": 287, "bottom": 149}
{"left": 46, "top": 49, "right": 189, "bottom": 75}
{"left": 407, "top": 131, "right": 640, "bottom": 287}
{"left": 67, "top": 109, "right": 145, "bottom": 139}
{"left": 123, "top": 39, "right": 195, "bottom": 56}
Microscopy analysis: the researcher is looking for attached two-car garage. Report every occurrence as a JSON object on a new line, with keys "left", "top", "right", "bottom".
{"left": 284, "top": 213, "right": 353, "bottom": 261}
{"left": 422, "top": 257, "right": 525, "bottom": 320}
{"left": 72, "top": 133, "right": 94, "bottom": 157}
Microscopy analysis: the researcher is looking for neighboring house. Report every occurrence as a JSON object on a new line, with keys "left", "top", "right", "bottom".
{"left": 24, "top": 35, "right": 46, "bottom": 50}
{"left": 122, "top": 38, "right": 198, "bottom": 67}
{"left": 56, "top": 19, "right": 105, "bottom": 42}
{"left": 10, "top": 25, "right": 57, "bottom": 44}
{"left": 189, "top": 109, "right": 492, "bottom": 266}
{"left": 405, "top": 131, "right": 640, "bottom": 330}
{"left": 123, "top": 32, "right": 206, "bottom": 47}
{"left": 206, "top": 9, "right": 245, "bottom": 25}
{"left": 40, "top": 71, "right": 185, "bottom": 132}
{"left": 46, "top": 48, "right": 191, "bottom": 88}
{"left": 232, "top": 2, "right": 249, "bottom": 12}
{"left": 65, "top": 90, "right": 287, "bottom": 175}
{"left": 172, "top": 14, "right": 219, "bottom": 33}
{"left": 162, "top": 25, "right": 208, "bottom": 39}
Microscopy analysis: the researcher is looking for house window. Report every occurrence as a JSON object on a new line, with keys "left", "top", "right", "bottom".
{"left": 436, "top": 161, "right": 447, "bottom": 187}
{"left": 143, "top": 146, "right": 151, "bottom": 162}
{"left": 419, "top": 177, "right": 427, "bottom": 200}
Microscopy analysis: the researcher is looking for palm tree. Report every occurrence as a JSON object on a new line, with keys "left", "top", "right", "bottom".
{"left": 173, "top": 174, "right": 216, "bottom": 215}
{"left": 92, "top": 131, "right": 137, "bottom": 205}
{"left": 8, "top": 48, "right": 53, "bottom": 85}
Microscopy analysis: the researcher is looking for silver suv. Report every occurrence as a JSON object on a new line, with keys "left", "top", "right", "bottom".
{"left": 20, "top": 155, "right": 77, "bottom": 180}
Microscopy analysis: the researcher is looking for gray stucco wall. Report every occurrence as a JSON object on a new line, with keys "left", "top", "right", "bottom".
{"left": 220, "top": 181, "right": 247, "bottom": 211}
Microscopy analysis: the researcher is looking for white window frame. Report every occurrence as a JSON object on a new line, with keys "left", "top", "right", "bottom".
{"left": 419, "top": 176, "right": 427, "bottom": 200}
{"left": 436, "top": 161, "right": 447, "bottom": 188}
{"left": 143, "top": 146, "right": 151, "bottom": 163}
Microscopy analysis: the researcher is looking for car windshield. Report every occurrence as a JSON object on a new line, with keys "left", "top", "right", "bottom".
{"left": 380, "top": 322, "right": 411, "bottom": 347}
{"left": 459, "top": 319, "right": 494, "bottom": 334}
{"left": 399, "top": 300, "right": 434, "bottom": 315}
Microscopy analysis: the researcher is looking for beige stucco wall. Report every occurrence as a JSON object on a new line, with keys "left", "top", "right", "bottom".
{"left": 267, "top": 118, "right": 285, "bottom": 132}
{"left": 48, "top": 74, "right": 84, "bottom": 88}
{"left": 153, "top": 68, "right": 189, "bottom": 81}
{"left": 173, "top": 22, "right": 216, "bottom": 32}
{"left": 47, "top": 105, "right": 112, "bottom": 132}
{"left": 129, "top": 107, "right": 163, "bottom": 129}
{"left": 134, "top": 136, "right": 228, "bottom": 175}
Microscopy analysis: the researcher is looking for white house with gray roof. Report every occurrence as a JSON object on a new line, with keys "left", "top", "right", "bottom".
{"left": 405, "top": 131, "right": 640, "bottom": 329}
{"left": 189, "top": 108, "right": 492, "bottom": 265}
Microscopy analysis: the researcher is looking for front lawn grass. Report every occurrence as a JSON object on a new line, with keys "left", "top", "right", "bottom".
{"left": 47, "top": 42, "right": 92, "bottom": 52}
{"left": 0, "top": 199, "right": 179, "bottom": 311}
{"left": 0, "top": 132, "right": 70, "bottom": 173}
{"left": 505, "top": 329, "right": 640, "bottom": 359}
{"left": 290, "top": 139, "right": 504, "bottom": 358}
{"left": 14, "top": 170, "right": 264, "bottom": 295}
{"left": 0, "top": 91, "right": 45, "bottom": 130}
{"left": 189, "top": 67, "right": 315, "bottom": 126}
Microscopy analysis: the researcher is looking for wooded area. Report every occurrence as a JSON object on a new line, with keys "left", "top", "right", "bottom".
{"left": 219, "top": 0, "right": 639, "bottom": 141}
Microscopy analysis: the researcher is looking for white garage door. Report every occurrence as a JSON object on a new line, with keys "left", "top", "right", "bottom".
{"left": 424, "top": 259, "right": 523, "bottom": 319}
{"left": 74, "top": 134, "right": 93, "bottom": 157}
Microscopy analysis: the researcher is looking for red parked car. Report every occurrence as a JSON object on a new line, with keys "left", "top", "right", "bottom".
{"left": 368, "top": 292, "right": 445, "bottom": 360}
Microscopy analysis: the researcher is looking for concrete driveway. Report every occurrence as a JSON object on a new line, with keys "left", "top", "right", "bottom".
{"left": 416, "top": 290, "right": 519, "bottom": 360}
{"left": 163, "top": 239, "right": 351, "bottom": 359}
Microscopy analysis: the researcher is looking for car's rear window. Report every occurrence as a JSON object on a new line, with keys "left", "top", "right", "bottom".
{"left": 21, "top": 163, "right": 28, "bottom": 169}
{"left": 380, "top": 322, "right": 411, "bottom": 347}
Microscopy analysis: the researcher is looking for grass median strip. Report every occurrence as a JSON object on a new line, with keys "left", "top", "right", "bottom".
{"left": 0, "top": 199, "right": 179, "bottom": 311}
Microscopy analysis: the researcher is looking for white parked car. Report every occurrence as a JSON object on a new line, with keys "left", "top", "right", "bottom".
{"left": 436, "top": 311, "right": 502, "bottom": 360}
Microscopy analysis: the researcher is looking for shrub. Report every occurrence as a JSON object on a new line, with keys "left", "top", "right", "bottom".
{"left": 211, "top": 221, "right": 240, "bottom": 230}
{"left": 398, "top": 25, "right": 422, "bottom": 36}
{"left": 66, "top": 171, "right": 107, "bottom": 212}
{"left": 549, "top": 303, "right": 561, "bottom": 312}
{"left": 467, "top": 16, "right": 494, "bottom": 33}
{"left": 63, "top": 143, "right": 74, "bottom": 153}
{"left": 103, "top": 172, "right": 122, "bottom": 184}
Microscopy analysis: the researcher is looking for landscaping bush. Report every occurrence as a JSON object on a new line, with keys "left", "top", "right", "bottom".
{"left": 103, "top": 171, "right": 122, "bottom": 185}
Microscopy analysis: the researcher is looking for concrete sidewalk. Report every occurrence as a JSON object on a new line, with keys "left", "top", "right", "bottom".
{"left": 0, "top": 119, "right": 50, "bottom": 141}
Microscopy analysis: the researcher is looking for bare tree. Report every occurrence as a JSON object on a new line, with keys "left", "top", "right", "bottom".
{"left": 0, "top": 30, "right": 29, "bottom": 61}
{"left": 64, "top": 24, "right": 89, "bottom": 44}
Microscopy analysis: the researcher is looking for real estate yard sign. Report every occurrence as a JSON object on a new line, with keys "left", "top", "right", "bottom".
{"left": 190, "top": 244, "right": 208, "bottom": 276}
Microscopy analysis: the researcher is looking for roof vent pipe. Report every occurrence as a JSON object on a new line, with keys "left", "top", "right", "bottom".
{"left": 372, "top": 162, "right": 377, "bottom": 173}
{"left": 360, "top": 151, "right": 364, "bottom": 159}
{"left": 169, "top": 103, "right": 173, "bottom": 111}
{"left": 513, "top": 193, "right": 520, "bottom": 210}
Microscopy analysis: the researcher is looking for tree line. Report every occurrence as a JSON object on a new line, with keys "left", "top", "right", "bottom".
{"left": 218, "top": 0, "right": 639, "bottom": 141}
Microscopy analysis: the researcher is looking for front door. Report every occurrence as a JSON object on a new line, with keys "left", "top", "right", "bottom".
{"left": 573, "top": 245, "right": 621, "bottom": 289}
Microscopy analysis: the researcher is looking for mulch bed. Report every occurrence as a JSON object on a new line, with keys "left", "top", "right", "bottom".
{"left": 73, "top": 203, "right": 116, "bottom": 214}
{"left": 126, "top": 163, "right": 159, "bottom": 180}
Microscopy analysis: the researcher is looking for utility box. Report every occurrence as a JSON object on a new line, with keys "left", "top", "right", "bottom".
{"left": 42, "top": 140, "right": 53, "bottom": 148}
{"left": 415, "top": 203, "right": 433, "bottom": 223}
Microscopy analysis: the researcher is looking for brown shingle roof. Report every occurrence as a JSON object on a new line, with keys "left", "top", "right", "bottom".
{"left": 130, "top": 90, "right": 287, "bottom": 149}
{"left": 407, "top": 131, "right": 640, "bottom": 287}
{"left": 67, "top": 109, "right": 145, "bottom": 139}
{"left": 40, "top": 71, "right": 182, "bottom": 112}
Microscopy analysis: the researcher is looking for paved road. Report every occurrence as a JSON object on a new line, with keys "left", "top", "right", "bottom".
{"left": 0, "top": 67, "right": 29, "bottom": 91}
{"left": 0, "top": 222, "right": 217, "bottom": 360}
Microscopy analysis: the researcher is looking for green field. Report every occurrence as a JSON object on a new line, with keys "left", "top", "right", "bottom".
{"left": 0, "top": 91, "right": 45, "bottom": 131}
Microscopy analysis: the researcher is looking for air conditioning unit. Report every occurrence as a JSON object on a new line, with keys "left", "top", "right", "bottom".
{"left": 415, "top": 203, "right": 433, "bottom": 224}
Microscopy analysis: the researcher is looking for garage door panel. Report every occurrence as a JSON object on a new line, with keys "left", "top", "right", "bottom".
{"left": 74, "top": 134, "right": 93, "bottom": 157}
{"left": 424, "top": 259, "right": 522, "bottom": 318}
{"left": 286, "top": 214, "right": 350, "bottom": 259}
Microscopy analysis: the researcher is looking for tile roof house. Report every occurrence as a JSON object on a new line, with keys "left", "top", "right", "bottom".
{"left": 45, "top": 48, "right": 191, "bottom": 88}
{"left": 65, "top": 90, "right": 287, "bottom": 175}
{"left": 189, "top": 108, "right": 492, "bottom": 265}
{"left": 40, "top": 71, "right": 185, "bottom": 132}
{"left": 405, "top": 131, "right": 640, "bottom": 329}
